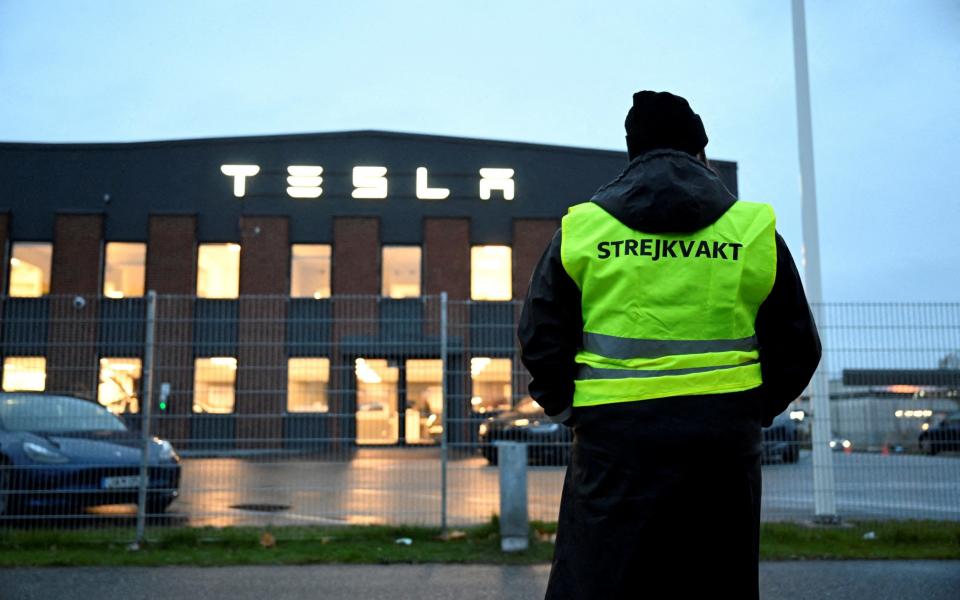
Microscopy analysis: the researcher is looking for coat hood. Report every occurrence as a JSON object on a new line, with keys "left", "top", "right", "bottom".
{"left": 590, "top": 149, "right": 737, "bottom": 233}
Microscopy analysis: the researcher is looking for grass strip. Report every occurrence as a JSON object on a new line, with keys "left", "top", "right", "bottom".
{"left": 0, "top": 520, "right": 957, "bottom": 567}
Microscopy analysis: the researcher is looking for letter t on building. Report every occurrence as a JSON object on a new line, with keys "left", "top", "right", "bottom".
{"left": 220, "top": 164, "right": 261, "bottom": 197}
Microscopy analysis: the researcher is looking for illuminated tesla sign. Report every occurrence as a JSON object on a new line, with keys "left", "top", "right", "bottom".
{"left": 220, "top": 164, "right": 515, "bottom": 201}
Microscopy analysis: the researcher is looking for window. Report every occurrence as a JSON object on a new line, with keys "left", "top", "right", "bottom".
{"left": 471, "top": 246, "right": 512, "bottom": 300}
{"left": 381, "top": 246, "right": 421, "bottom": 298}
{"left": 355, "top": 358, "right": 399, "bottom": 445}
{"left": 197, "top": 244, "right": 240, "bottom": 298}
{"left": 193, "top": 357, "right": 237, "bottom": 413}
{"left": 98, "top": 357, "right": 142, "bottom": 414}
{"left": 291, "top": 244, "right": 331, "bottom": 298}
{"left": 8, "top": 242, "right": 52, "bottom": 297}
{"left": 103, "top": 242, "right": 146, "bottom": 298}
{"left": 471, "top": 357, "right": 512, "bottom": 413}
{"left": 405, "top": 359, "right": 443, "bottom": 444}
{"left": 287, "top": 358, "right": 330, "bottom": 413}
{"left": 2, "top": 356, "right": 46, "bottom": 392}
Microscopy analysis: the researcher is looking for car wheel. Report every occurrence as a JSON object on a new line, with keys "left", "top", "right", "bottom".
{"left": 484, "top": 449, "right": 498, "bottom": 466}
{"left": 920, "top": 438, "right": 937, "bottom": 456}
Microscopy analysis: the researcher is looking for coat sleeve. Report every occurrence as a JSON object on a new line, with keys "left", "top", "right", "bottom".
{"left": 754, "top": 232, "right": 823, "bottom": 427}
{"left": 517, "top": 229, "right": 583, "bottom": 424}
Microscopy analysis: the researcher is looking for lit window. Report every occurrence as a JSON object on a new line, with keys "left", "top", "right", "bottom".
{"left": 98, "top": 357, "right": 142, "bottom": 414}
{"left": 382, "top": 246, "right": 421, "bottom": 298}
{"left": 103, "top": 242, "right": 146, "bottom": 298}
{"left": 193, "top": 357, "right": 237, "bottom": 413}
{"left": 355, "top": 358, "right": 399, "bottom": 445}
{"left": 287, "top": 358, "right": 330, "bottom": 413}
{"left": 405, "top": 359, "right": 443, "bottom": 444}
{"left": 197, "top": 244, "right": 240, "bottom": 298}
{"left": 8, "top": 242, "right": 52, "bottom": 297}
{"left": 471, "top": 246, "right": 512, "bottom": 300}
{"left": 471, "top": 357, "right": 512, "bottom": 413}
{"left": 291, "top": 244, "right": 331, "bottom": 299}
{"left": 2, "top": 356, "right": 46, "bottom": 392}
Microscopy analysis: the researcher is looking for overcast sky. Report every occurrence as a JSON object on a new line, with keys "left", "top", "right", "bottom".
{"left": 1, "top": 0, "right": 957, "bottom": 302}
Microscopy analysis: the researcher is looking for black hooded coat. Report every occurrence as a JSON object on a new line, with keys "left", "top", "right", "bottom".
{"left": 517, "top": 149, "right": 821, "bottom": 599}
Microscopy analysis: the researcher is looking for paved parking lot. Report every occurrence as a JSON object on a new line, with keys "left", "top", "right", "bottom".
{"left": 5, "top": 448, "right": 956, "bottom": 528}
{"left": 166, "top": 448, "right": 960, "bottom": 526}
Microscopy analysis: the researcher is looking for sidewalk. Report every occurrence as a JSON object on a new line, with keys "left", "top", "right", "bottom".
{"left": 2, "top": 561, "right": 959, "bottom": 599}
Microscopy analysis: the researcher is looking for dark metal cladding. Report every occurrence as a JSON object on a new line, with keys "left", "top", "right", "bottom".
{"left": 0, "top": 130, "right": 738, "bottom": 244}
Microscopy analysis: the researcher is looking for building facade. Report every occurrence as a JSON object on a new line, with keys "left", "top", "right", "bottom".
{"left": 0, "top": 131, "right": 738, "bottom": 450}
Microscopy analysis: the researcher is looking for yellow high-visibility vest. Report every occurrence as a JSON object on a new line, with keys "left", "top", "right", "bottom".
{"left": 560, "top": 200, "right": 777, "bottom": 407}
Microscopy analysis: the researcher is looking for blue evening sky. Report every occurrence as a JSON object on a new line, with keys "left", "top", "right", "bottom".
{"left": 1, "top": 0, "right": 957, "bottom": 302}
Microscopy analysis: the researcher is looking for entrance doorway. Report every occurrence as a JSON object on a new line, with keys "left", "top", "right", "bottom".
{"left": 355, "top": 358, "right": 443, "bottom": 445}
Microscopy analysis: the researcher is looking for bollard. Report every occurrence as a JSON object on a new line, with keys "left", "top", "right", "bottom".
{"left": 496, "top": 441, "right": 529, "bottom": 552}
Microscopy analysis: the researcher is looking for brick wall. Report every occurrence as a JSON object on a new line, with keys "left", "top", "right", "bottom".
{"left": 147, "top": 215, "right": 197, "bottom": 442}
{"left": 236, "top": 216, "right": 289, "bottom": 447}
{"left": 46, "top": 214, "right": 103, "bottom": 398}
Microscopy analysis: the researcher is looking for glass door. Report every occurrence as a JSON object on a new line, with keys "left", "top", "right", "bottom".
{"left": 355, "top": 358, "right": 399, "bottom": 445}
{"left": 404, "top": 359, "right": 443, "bottom": 444}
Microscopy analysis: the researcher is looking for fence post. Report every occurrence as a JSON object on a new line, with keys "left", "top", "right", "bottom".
{"left": 810, "top": 303, "right": 838, "bottom": 523}
{"left": 440, "top": 291, "right": 449, "bottom": 532}
{"left": 497, "top": 441, "right": 529, "bottom": 552}
{"left": 133, "top": 290, "right": 158, "bottom": 548}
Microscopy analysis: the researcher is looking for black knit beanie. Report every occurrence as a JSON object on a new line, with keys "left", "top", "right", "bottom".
{"left": 624, "top": 91, "right": 708, "bottom": 159}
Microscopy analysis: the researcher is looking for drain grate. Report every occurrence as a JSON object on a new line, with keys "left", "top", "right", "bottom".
{"left": 230, "top": 503, "right": 290, "bottom": 512}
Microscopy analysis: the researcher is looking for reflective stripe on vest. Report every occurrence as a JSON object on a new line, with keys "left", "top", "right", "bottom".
{"left": 560, "top": 200, "right": 777, "bottom": 406}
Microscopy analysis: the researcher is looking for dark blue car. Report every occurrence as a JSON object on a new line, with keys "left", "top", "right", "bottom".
{"left": 0, "top": 393, "right": 181, "bottom": 516}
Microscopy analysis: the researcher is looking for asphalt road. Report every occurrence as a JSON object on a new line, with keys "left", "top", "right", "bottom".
{"left": 2, "top": 562, "right": 959, "bottom": 600}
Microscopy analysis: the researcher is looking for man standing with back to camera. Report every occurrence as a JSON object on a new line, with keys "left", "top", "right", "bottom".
{"left": 518, "top": 90, "right": 821, "bottom": 599}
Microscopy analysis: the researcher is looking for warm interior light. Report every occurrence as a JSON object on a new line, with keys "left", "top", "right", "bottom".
{"left": 471, "top": 357, "right": 491, "bottom": 378}
{"left": 103, "top": 242, "right": 146, "bottom": 298}
{"left": 193, "top": 357, "right": 237, "bottom": 414}
{"left": 471, "top": 357, "right": 511, "bottom": 413}
{"left": 355, "top": 358, "right": 383, "bottom": 384}
{"left": 291, "top": 244, "right": 331, "bottom": 298}
{"left": 287, "top": 357, "right": 330, "bottom": 413}
{"left": 9, "top": 243, "right": 52, "bottom": 298}
{"left": 2, "top": 357, "right": 46, "bottom": 392}
{"left": 197, "top": 244, "right": 241, "bottom": 298}
{"left": 382, "top": 246, "right": 421, "bottom": 298}
{"left": 471, "top": 246, "right": 512, "bottom": 300}
{"left": 887, "top": 385, "right": 922, "bottom": 394}
{"left": 98, "top": 357, "right": 142, "bottom": 414}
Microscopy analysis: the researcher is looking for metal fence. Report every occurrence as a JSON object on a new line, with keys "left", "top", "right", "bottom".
{"left": 0, "top": 295, "right": 958, "bottom": 537}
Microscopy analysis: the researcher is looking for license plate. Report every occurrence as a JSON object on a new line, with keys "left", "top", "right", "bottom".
{"left": 102, "top": 475, "right": 146, "bottom": 489}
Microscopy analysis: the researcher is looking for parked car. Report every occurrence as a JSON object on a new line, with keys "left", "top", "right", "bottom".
{"left": 0, "top": 392, "right": 181, "bottom": 516}
{"left": 480, "top": 401, "right": 806, "bottom": 466}
{"left": 478, "top": 398, "right": 572, "bottom": 466}
{"left": 762, "top": 411, "right": 800, "bottom": 463}
{"left": 919, "top": 411, "right": 960, "bottom": 455}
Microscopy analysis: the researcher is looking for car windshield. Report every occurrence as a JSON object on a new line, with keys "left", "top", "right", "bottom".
{"left": 0, "top": 394, "right": 128, "bottom": 433}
